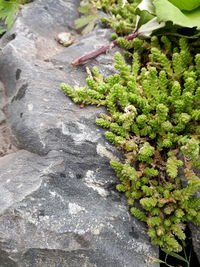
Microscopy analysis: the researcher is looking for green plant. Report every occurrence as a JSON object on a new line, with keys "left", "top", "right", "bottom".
{"left": 72, "top": 0, "right": 200, "bottom": 66}
{"left": 0, "top": 0, "right": 29, "bottom": 34}
{"left": 74, "top": 0, "right": 140, "bottom": 35}
{"left": 153, "top": 244, "right": 192, "bottom": 267}
{"left": 135, "top": 0, "right": 200, "bottom": 38}
{"left": 74, "top": 1, "right": 100, "bottom": 35}
{"left": 61, "top": 36, "right": 200, "bottom": 253}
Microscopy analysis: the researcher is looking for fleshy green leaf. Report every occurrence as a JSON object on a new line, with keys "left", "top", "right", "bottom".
{"left": 153, "top": 0, "right": 200, "bottom": 29}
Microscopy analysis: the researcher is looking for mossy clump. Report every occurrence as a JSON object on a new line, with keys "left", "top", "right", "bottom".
{"left": 61, "top": 36, "right": 200, "bottom": 253}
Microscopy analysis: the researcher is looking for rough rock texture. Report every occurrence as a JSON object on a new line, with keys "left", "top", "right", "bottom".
{"left": 0, "top": 0, "right": 159, "bottom": 266}
{"left": 190, "top": 223, "right": 200, "bottom": 263}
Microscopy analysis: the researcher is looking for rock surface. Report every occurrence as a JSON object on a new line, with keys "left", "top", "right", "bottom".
{"left": 190, "top": 223, "right": 200, "bottom": 263}
{"left": 0, "top": 0, "right": 159, "bottom": 266}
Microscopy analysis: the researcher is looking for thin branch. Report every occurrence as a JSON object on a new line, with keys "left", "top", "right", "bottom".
{"left": 71, "top": 31, "right": 139, "bottom": 66}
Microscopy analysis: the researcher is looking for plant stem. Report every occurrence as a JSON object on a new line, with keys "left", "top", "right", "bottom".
{"left": 71, "top": 31, "right": 139, "bottom": 66}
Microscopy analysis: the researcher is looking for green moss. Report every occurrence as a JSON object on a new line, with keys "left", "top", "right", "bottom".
{"left": 61, "top": 35, "right": 200, "bottom": 253}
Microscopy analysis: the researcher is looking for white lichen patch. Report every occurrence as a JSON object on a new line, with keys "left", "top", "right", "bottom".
{"left": 49, "top": 190, "right": 56, "bottom": 197}
{"left": 96, "top": 144, "right": 118, "bottom": 161}
{"left": 127, "top": 239, "right": 151, "bottom": 255}
{"left": 91, "top": 223, "right": 105, "bottom": 235}
{"left": 85, "top": 170, "right": 94, "bottom": 179}
{"left": 28, "top": 103, "right": 33, "bottom": 111}
{"left": 68, "top": 203, "right": 86, "bottom": 215}
{"left": 84, "top": 170, "right": 109, "bottom": 198}
{"left": 86, "top": 182, "right": 109, "bottom": 197}
{"left": 57, "top": 121, "right": 101, "bottom": 144}
{"left": 92, "top": 228, "right": 100, "bottom": 235}
{"left": 135, "top": 242, "right": 151, "bottom": 254}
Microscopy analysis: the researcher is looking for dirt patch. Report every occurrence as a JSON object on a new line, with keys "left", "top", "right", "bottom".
{"left": 0, "top": 123, "right": 17, "bottom": 157}
{"left": 0, "top": 81, "right": 17, "bottom": 157}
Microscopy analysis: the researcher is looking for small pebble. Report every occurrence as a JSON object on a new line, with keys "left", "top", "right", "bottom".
{"left": 55, "top": 32, "right": 75, "bottom": 47}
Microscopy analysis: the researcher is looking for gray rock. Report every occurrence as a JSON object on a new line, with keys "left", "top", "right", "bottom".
{"left": 190, "top": 223, "right": 200, "bottom": 263}
{"left": 0, "top": 0, "right": 159, "bottom": 266}
{"left": 0, "top": 110, "right": 5, "bottom": 124}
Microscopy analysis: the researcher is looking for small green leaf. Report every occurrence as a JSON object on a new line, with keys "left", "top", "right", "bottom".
{"left": 82, "top": 20, "right": 96, "bottom": 35}
{"left": 0, "top": 0, "right": 24, "bottom": 29}
{"left": 74, "top": 14, "right": 97, "bottom": 29}
{"left": 0, "top": 26, "right": 6, "bottom": 35}
{"left": 161, "top": 249, "right": 189, "bottom": 263}
{"left": 151, "top": 257, "right": 166, "bottom": 264}
{"left": 78, "top": 4, "right": 91, "bottom": 14}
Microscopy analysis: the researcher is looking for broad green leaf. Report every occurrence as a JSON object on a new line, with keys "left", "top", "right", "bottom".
{"left": 137, "top": 0, "right": 155, "bottom": 14}
{"left": 135, "top": 0, "right": 156, "bottom": 32}
{"left": 154, "top": 0, "right": 200, "bottom": 29}
{"left": 136, "top": 10, "right": 155, "bottom": 29}
{"left": 138, "top": 17, "right": 165, "bottom": 37}
{"left": 168, "top": 0, "right": 200, "bottom": 11}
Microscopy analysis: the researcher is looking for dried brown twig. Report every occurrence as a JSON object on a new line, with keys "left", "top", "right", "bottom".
{"left": 71, "top": 31, "right": 139, "bottom": 66}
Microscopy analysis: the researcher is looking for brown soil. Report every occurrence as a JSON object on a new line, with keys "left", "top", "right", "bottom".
{"left": 0, "top": 81, "right": 17, "bottom": 157}
{"left": 0, "top": 123, "right": 17, "bottom": 157}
